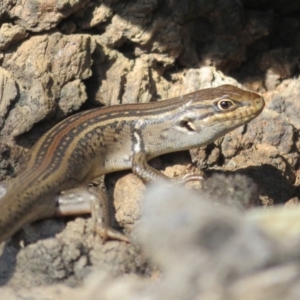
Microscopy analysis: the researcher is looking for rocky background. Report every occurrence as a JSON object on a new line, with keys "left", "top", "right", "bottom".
{"left": 1, "top": 0, "right": 300, "bottom": 299}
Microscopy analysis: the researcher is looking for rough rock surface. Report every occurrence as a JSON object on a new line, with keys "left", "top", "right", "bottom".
{"left": 0, "top": 0, "right": 300, "bottom": 299}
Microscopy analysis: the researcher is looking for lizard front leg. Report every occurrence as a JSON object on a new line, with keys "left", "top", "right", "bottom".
{"left": 132, "top": 152, "right": 204, "bottom": 184}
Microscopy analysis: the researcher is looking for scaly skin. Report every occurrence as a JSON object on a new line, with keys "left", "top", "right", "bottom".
{"left": 0, "top": 85, "right": 265, "bottom": 243}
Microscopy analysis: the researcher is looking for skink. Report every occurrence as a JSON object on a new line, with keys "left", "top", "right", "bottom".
{"left": 0, "top": 84, "right": 265, "bottom": 243}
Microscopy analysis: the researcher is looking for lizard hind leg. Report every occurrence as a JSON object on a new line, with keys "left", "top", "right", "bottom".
{"left": 55, "top": 187, "right": 129, "bottom": 243}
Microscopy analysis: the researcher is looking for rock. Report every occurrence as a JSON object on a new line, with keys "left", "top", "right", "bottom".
{"left": 0, "top": 67, "right": 18, "bottom": 129}
{"left": 0, "top": 0, "right": 300, "bottom": 298}
{"left": 1, "top": 33, "right": 93, "bottom": 138}
{"left": 0, "top": 23, "right": 27, "bottom": 51}
{"left": 10, "top": 0, "right": 90, "bottom": 32}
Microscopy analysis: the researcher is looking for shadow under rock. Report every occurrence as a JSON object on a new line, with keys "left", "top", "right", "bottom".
{"left": 205, "top": 163, "right": 295, "bottom": 206}
{"left": 0, "top": 240, "right": 19, "bottom": 286}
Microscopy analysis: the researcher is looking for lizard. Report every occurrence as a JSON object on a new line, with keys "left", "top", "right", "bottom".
{"left": 0, "top": 84, "right": 265, "bottom": 243}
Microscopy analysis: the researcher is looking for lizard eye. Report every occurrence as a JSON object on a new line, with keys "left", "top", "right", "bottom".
{"left": 217, "top": 99, "right": 235, "bottom": 110}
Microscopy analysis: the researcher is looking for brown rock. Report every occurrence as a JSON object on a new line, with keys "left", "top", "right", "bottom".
{"left": 267, "top": 79, "right": 300, "bottom": 131}
{"left": 0, "top": 0, "right": 300, "bottom": 299}
{"left": 0, "top": 67, "right": 17, "bottom": 129}
{"left": 284, "top": 197, "right": 299, "bottom": 208}
{"left": 0, "top": 23, "right": 27, "bottom": 51}
{"left": 75, "top": 1, "right": 113, "bottom": 29}
{"left": 56, "top": 79, "right": 87, "bottom": 120}
{"left": 112, "top": 173, "right": 145, "bottom": 234}
{"left": 10, "top": 0, "right": 90, "bottom": 32}
{"left": 1, "top": 33, "right": 93, "bottom": 138}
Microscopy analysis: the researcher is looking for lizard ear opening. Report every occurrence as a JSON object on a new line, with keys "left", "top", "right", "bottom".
{"left": 179, "top": 119, "right": 196, "bottom": 132}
